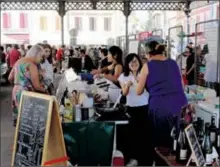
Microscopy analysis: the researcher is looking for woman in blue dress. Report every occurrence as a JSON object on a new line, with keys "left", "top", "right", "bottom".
{"left": 136, "top": 41, "right": 187, "bottom": 161}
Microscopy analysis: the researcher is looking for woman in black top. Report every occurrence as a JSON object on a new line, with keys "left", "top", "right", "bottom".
{"left": 185, "top": 46, "right": 195, "bottom": 85}
{"left": 91, "top": 46, "right": 123, "bottom": 83}
{"left": 100, "top": 48, "right": 111, "bottom": 68}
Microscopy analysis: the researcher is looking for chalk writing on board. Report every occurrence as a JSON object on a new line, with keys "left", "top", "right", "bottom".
{"left": 13, "top": 95, "right": 49, "bottom": 166}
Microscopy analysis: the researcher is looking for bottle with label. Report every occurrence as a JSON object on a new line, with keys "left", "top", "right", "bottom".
{"left": 176, "top": 119, "right": 188, "bottom": 162}
{"left": 210, "top": 116, "right": 217, "bottom": 145}
{"left": 171, "top": 116, "right": 178, "bottom": 153}
{"left": 64, "top": 97, "right": 73, "bottom": 122}
{"left": 216, "top": 119, "right": 220, "bottom": 155}
{"left": 202, "top": 123, "right": 213, "bottom": 166}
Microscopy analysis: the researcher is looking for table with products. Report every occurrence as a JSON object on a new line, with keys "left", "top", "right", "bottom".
{"left": 56, "top": 69, "right": 131, "bottom": 166}
{"left": 155, "top": 147, "right": 219, "bottom": 166}
{"left": 154, "top": 85, "right": 220, "bottom": 167}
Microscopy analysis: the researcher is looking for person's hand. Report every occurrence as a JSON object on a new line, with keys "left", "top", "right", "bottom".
{"left": 91, "top": 69, "right": 100, "bottom": 75}
{"left": 126, "top": 81, "right": 133, "bottom": 87}
{"left": 39, "top": 69, "right": 46, "bottom": 77}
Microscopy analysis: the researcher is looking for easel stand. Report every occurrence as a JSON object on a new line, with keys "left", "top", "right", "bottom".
{"left": 186, "top": 154, "right": 193, "bottom": 166}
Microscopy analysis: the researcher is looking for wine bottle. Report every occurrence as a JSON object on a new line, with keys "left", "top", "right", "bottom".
{"left": 176, "top": 119, "right": 188, "bottom": 162}
{"left": 171, "top": 116, "right": 178, "bottom": 153}
{"left": 195, "top": 117, "right": 201, "bottom": 135}
{"left": 197, "top": 118, "right": 205, "bottom": 145}
{"left": 216, "top": 119, "right": 220, "bottom": 155}
{"left": 210, "top": 116, "right": 217, "bottom": 145}
{"left": 202, "top": 123, "right": 213, "bottom": 166}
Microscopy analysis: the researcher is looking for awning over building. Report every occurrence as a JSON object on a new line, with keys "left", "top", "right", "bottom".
{"left": 5, "top": 34, "right": 29, "bottom": 44}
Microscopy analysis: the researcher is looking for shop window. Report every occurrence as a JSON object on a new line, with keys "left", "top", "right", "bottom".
{"left": 75, "top": 17, "right": 82, "bottom": 31}
{"left": 104, "top": 17, "right": 111, "bottom": 31}
{"left": 40, "top": 16, "right": 48, "bottom": 31}
{"left": 89, "top": 17, "right": 96, "bottom": 31}
{"left": 3, "top": 13, "right": 11, "bottom": 29}
{"left": 55, "top": 16, "right": 61, "bottom": 31}
{"left": 20, "top": 13, "right": 28, "bottom": 29}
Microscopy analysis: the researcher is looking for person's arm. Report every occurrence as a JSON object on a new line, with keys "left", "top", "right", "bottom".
{"left": 136, "top": 63, "right": 149, "bottom": 95}
{"left": 8, "top": 67, "right": 15, "bottom": 83}
{"left": 104, "top": 64, "right": 123, "bottom": 82}
{"left": 29, "top": 64, "right": 47, "bottom": 92}
{"left": 186, "top": 64, "right": 195, "bottom": 75}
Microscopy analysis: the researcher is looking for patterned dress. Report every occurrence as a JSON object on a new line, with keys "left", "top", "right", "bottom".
{"left": 12, "top": 62, "right": 43, "bottom": 122}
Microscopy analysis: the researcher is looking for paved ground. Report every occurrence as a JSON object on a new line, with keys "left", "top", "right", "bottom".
{"left": 0, "top": 83, "right": 14, "bottom": 166}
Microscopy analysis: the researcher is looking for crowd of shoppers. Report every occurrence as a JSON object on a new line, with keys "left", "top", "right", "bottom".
{"left": 2, "top": 38, "right": 218, "bottom": 166}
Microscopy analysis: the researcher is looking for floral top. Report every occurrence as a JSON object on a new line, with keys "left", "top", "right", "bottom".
{"left": 12, "top": 62, "right": 44, "bottom": 120}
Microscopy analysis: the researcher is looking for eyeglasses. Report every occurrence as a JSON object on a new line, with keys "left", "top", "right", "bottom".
{"left": 130, "top": 60, "right": 138, "bottom": 64}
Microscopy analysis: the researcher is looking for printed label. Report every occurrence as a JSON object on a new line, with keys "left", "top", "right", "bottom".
{"left": 217, "top": 136, "right": 220, "bottom": 147}
{"left": 180, "top": 149, "right": 187, "bottom": 160}
{"left": 210, "top": 132, "right": 216, "bottom": 143}
{"left": 173, "top": 140, "right": 177, "bottom": 151}
{"left": 206, "top": 153, "right": 213, "bottom": 165}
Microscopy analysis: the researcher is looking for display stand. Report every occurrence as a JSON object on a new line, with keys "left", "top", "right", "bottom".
{"left": 185, "top": 124, "right": 206, "bottom": 167}
{"left": 11, "top": 91, "right": 67, "bottom": 166}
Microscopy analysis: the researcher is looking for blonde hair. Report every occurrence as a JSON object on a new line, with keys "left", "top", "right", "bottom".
{"left": 26, "top": 44, "right": 44, "bottom": 58}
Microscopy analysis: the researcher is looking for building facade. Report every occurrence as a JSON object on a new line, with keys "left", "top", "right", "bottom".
{"left": 1, "top": 10, "right": 125, "bottom": 45}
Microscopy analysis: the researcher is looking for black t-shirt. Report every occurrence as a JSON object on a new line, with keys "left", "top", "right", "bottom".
{"left": 100, "top": 58, "right": 111, "bottom": 69}
{"left": 186, "top": 54, "right": 195, "bottom": 80}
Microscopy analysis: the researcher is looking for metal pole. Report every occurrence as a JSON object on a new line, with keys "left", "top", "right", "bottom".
{"left": 125, "top": 15, "right": 129, "bottom": 55}
{"left": 61, "top": 15, "right": 64, "bottom": 46}
{"left": 187, "top": 15, "right": 190, "bottom": 43}
{"left": 123, "top": 1, "right": 130, "bottom": 56}
{"left": 217, "top": 20, "right": 220, "bottom": 83}
{"left": 0, "top": 3, "right": 1, "bottom": 46}
{"left": 58, "top": 1, "right": 65, "bottom": 46}
{"left": 185, "top": 0, "right": 191, "bottom": 44}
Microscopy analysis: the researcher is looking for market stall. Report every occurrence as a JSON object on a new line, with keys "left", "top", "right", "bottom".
{"left": 56, "top": 69, "right": 130, "bottom": 166}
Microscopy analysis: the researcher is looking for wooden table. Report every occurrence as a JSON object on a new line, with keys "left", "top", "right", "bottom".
{"left": 155, "top": 147, "right": 219, "bottom": 166}
{"left": 154, "top": 147, "right": 188, "bottom": 166}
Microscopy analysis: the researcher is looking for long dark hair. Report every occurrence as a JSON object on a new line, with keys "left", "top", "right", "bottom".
{"left": 124, "top": 53, "right": 142, "bottom": 76}
{"left": 43, "top": 44, "right": 53, "bottom": 64}
{"left": 108, "top": 46, "right": 123, "bottom": 65}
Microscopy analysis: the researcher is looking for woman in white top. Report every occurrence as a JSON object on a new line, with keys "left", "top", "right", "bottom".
{"left": 40, "top": 44, "right": 54, "bottom": 94}
{"left": 118, "top": 53, "right": 150, "bottom": 166}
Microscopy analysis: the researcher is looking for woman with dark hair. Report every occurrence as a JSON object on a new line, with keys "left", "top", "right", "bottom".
{"left": 100, "top": 48, "right": 111, "bottom": 68}
{"left": 40, "top": 44, "right": 54, "bottom": 94}
{"left": 92, "top": 46, "right": 123, "bottom": 102}
{"left": 118, "top": 53, "right": 149, "bottom": 166}
{"left": 92, "top": 46, "right": 123, "bottom": 83}
{"left": 136, "top": 41, "right": 187, "bottom": 163}
{"left": 184, "top": 46, "right": 195, "bottom": 85}
{"left": 52, "top": 47, "right": 58, "bottom": 73}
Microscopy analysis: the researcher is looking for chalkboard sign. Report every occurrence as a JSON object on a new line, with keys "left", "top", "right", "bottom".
{"left": 11, "top": 91, "right": 67, "bottom": 166}
{"left": 185, "top": 124, "right": 206, "bottom": 166}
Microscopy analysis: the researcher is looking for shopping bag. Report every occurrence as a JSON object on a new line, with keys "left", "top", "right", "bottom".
{"left": 62, "top": 122, "right": 115, "bottom": 166}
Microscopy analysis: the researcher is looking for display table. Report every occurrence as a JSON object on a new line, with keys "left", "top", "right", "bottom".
{"left": 155, "top": 147, "right": 219, "bottom": 166}
{"left": 154, "top": 147, "right": 186, "bottom": 166}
